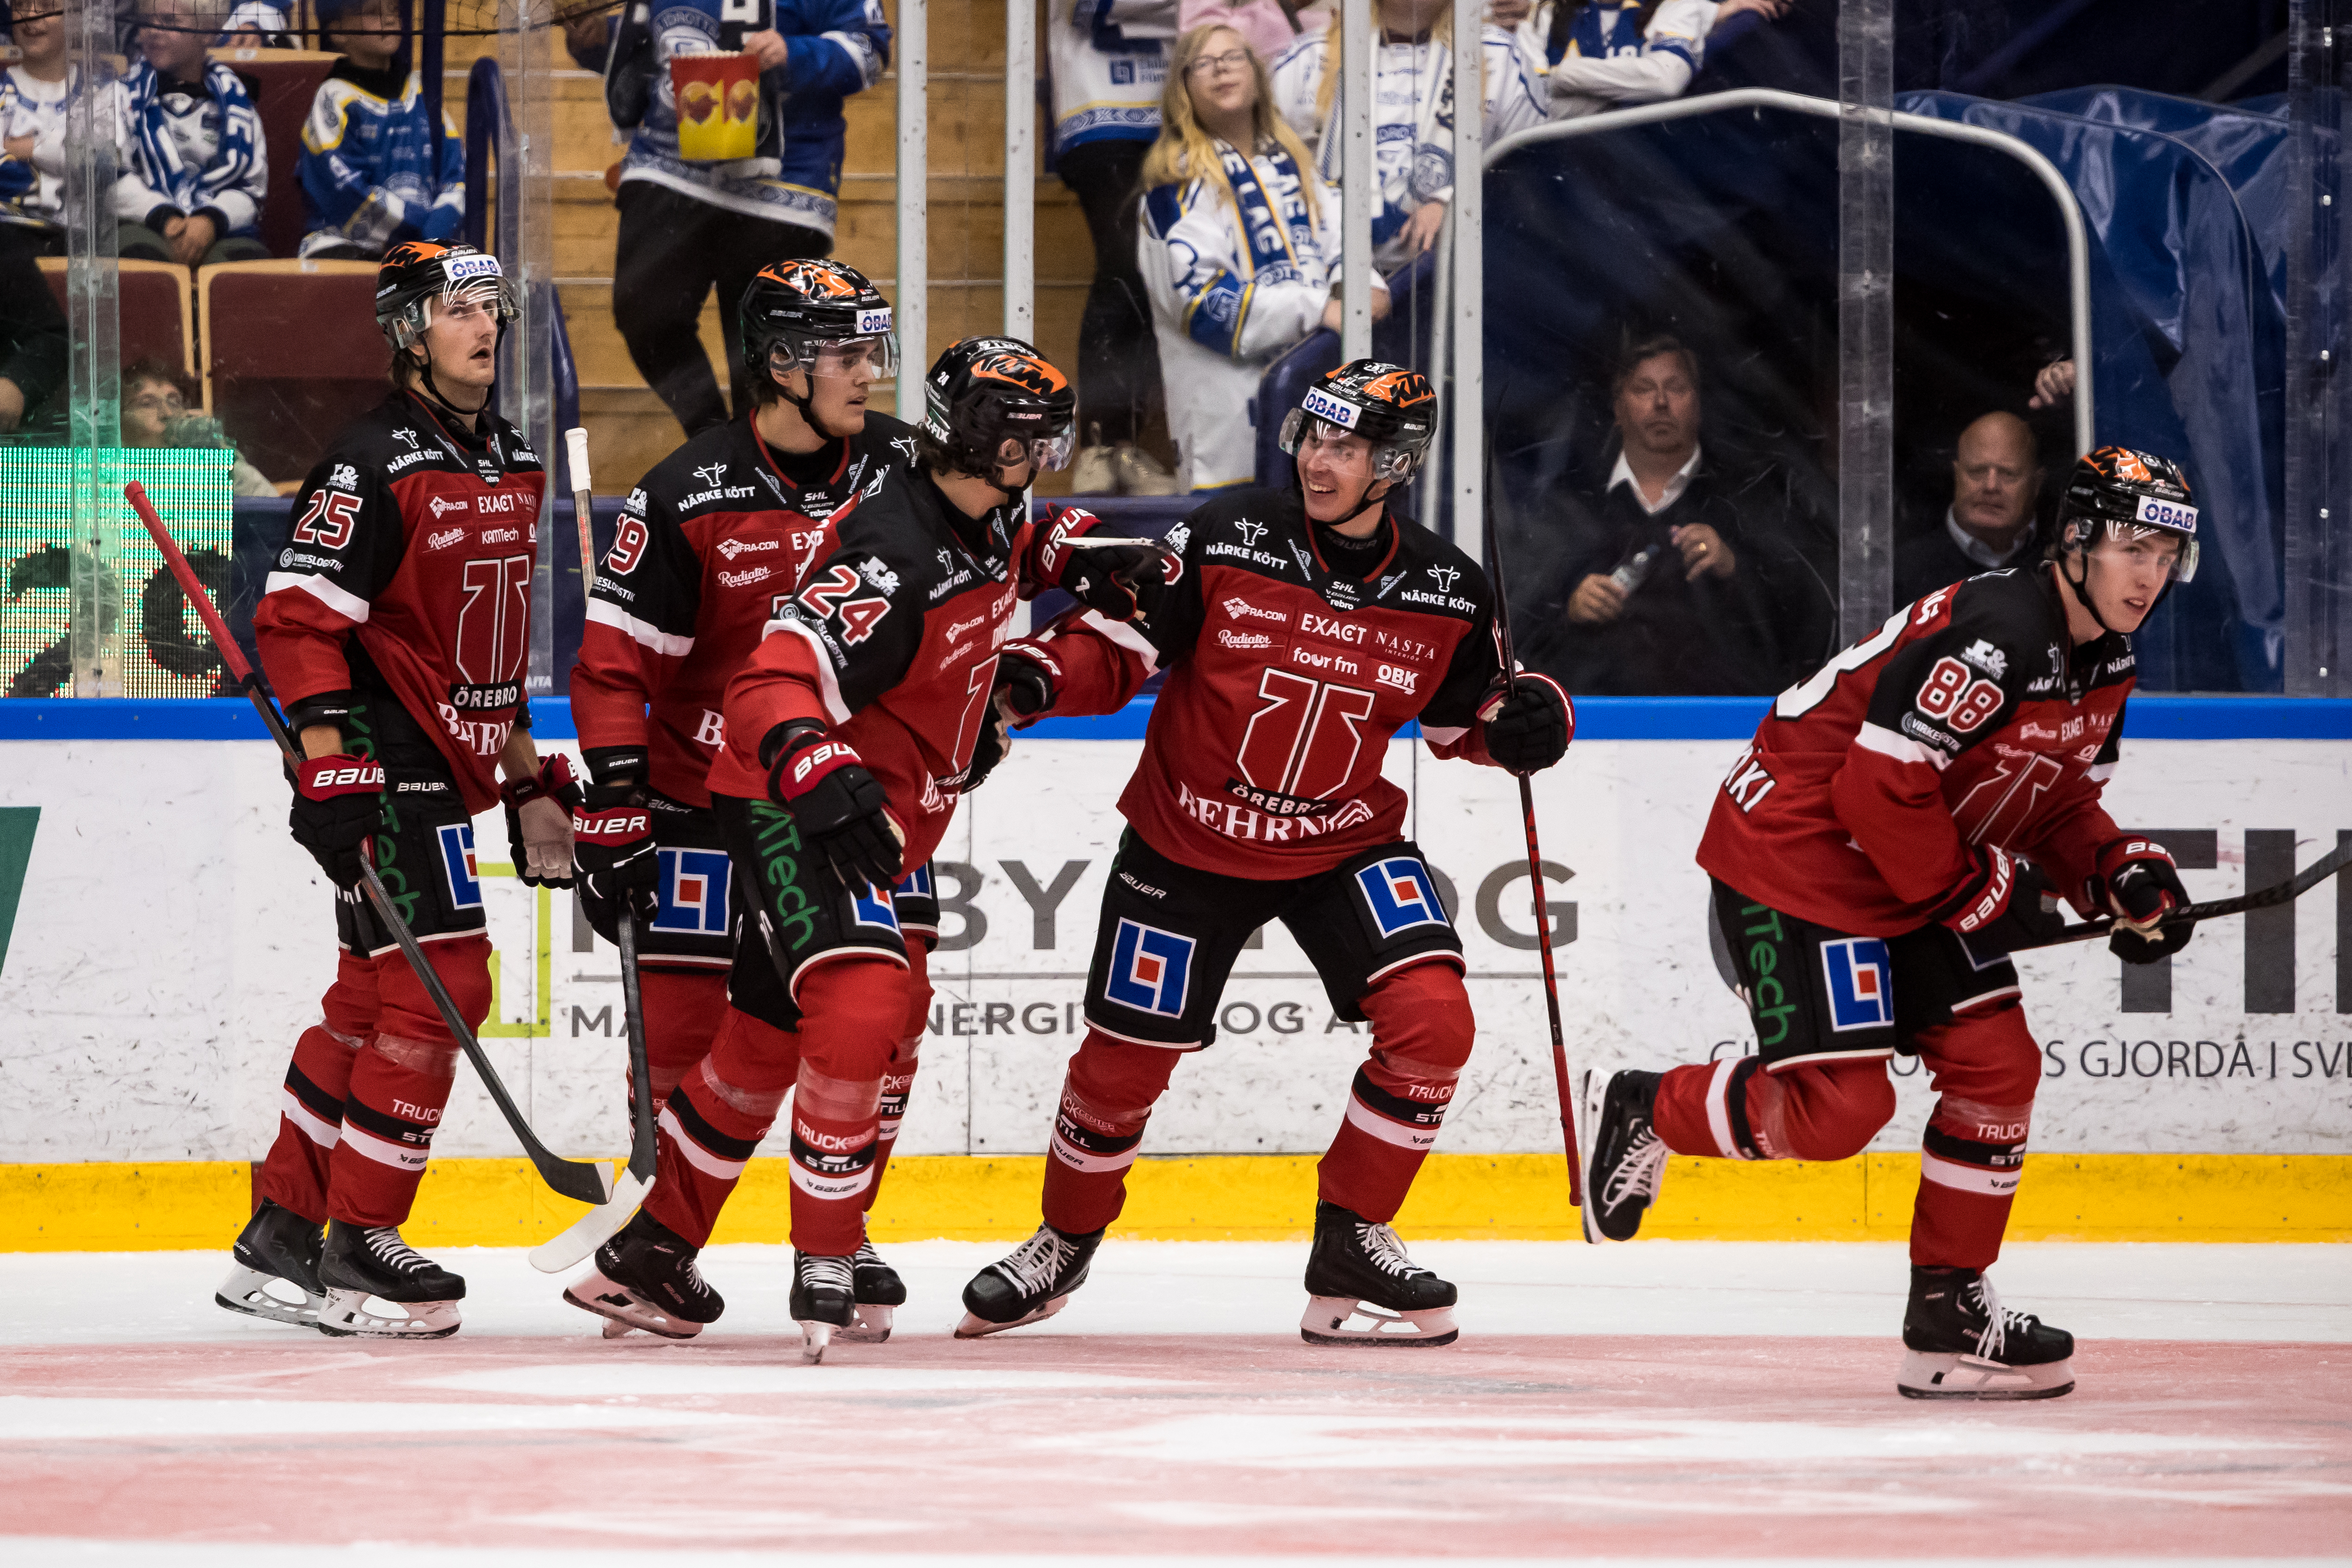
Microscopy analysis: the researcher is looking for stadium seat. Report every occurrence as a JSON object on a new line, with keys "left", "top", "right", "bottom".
{"left": 1253, "top": 252, "right": 1440, "bottom": 488}
{"left": 36, "top": 258, "right": 195, "bottom": 385}
{"left": 199, "top": 259, "right": 389, "bottom": 484}
{"left": 209, "top": 46, "right": 339, "bottom": 262}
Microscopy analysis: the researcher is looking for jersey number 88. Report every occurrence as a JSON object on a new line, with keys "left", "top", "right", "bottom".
{"left": 1917, "top": 657, "right": 2003, "bottom": 732}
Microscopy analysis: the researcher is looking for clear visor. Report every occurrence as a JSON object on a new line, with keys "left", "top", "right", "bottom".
{"left": 996, "top": 425, "right": 1076, "bottom": 474}
{"left": 422, "top": 277, "right": 520, "bottom": 328}
{"left": 2082, "top": 516, "right": 2198, "bottom": 584}
{"left": 767, "top": 333, "right": 900, "bottom": 382}
{"left": 1277, "top": 409, "right": 1417, "bottom": 483}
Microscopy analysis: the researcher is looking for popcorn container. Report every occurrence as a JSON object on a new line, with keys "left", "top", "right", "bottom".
{"left": 671, "top": 50, "right": 758, "bottom": 162}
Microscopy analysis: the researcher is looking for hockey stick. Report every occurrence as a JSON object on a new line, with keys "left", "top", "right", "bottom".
{"left": 529, "top": 429, "right": 660, "bottom": 1271}
{"left": 126, "top": 481, "right": 614, "bottom": 1208}
{"left": 1475, "top": 442, "right": 1584, "bottom": 1207}
{"left": 2015, "top": 842, "right": 2352, "bottom": 952}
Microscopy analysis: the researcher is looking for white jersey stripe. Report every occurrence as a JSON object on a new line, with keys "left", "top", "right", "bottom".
{"left": 263, "top": 570, "right": 372, "bottom": 624}
{"left": 1342, "top": 1095, "right": 1441, "bottom": 1152}
{"left": 586, "top": 596, "right": 695, "bottom": 658}
{"left": 277, "top": 1087, "right": 341, "bottom": 1150}
{"left": 657, "top": 1104, "right": 750, "bottom": 1181}
{"left": 1705, "top": 1055, "right": 1751, "bottom": 1160}
{"left": 1919, "top": 1150, "right": 2024, "bottom": 1198}
{"left": 1855, "top": 720, "right": 1949, "bottom": 771}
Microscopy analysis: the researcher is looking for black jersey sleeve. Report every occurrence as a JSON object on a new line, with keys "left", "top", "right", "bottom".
{"left": 255, "top": 446, "right": 409, "bottom": 724}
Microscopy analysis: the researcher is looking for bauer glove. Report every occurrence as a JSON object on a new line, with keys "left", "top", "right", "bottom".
{"left": 288, "top": 754, "right": 385, "bottom": 891}
{"left": 2096, "top": 836, "right": 2194, "bottom": 964}
{"left": 502, "top": 753, "right": 581, "bottom": 889}
{"left": 572, "top": 748, "right": 659, "bottom": 936}
{"left": 1034, "top": 507, "right": 1172, "bottom": 623}
{"left": 1933, "top": 844, "right": 2064, "bottom": 954}
{"left": 1478, "top": 673, "right": 1573, "bottom": 775}
{"left": 761, "top": 720, "right": 904, "bottom": 891}
{"left": 994, "top": 638, "right": 1064, "bottom": 722}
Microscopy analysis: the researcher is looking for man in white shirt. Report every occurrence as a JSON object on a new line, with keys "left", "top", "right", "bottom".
{"left": 1894, "top": 410, "right": 2045, "bottom": 605}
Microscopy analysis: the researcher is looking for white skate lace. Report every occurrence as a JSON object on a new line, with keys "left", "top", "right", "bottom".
{"left": 361, "top": 1227, "right": 434, "bottom": 1276}
{"left": 1355, "top": 1221, "right": 1423, "bottom": 1279}
{"left": 1603, "top": 1127, "right": 1669, "bottom": 1215}
{"left": 800, "top": 1254, "right": 855, "bottom": 1293}
{"left": 994, "top": 1226, "right": 1078, "bottom": 1297}
{"left": 1967, "top": 1275, "right": 2037, "bottom": 1360}
{"left": 853, "top": 1238, "right": 886, "bottom": 1268}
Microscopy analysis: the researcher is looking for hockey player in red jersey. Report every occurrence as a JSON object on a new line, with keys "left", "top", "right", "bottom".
{"left": 569, "top": 336, "right": 1110, "bottom": 1359}
{"left": 562, "top": 260, "right": 925, "bottom": 1340}
{"left": 1583, "top": 447, "right": 2205, "bottom": 1399}
{"left": 955, "top": 361, "right": 1574, "bottom": 1347}
{"left": 216, "top": 242, "right": 575, "bottom": 1340}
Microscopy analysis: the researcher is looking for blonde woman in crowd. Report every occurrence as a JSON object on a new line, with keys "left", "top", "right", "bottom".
{"left": 1269, "top": 0, "right": 1542, "bottom": 275}
{"left": 1139, "top": 23, "right": 1381, "bottom": 492}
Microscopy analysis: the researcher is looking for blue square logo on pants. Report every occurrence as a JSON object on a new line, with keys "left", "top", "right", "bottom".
{"left": 1356, "top": 857, "right": 1446, "bottom": 937}
{"left": 895, "top": 863, "right": 933, "bottom": 900}
{"left": 437, "top": 824, "right": 482, "bottom": 911}
{"left": 1821, "top": 937, "right": 1893, "bottom": 1031}
{"left": 850, "top": 881, "right": 902, "bottom": 932}
{"left": 1104, "top": 919, "right": 1195, "bottom": 1018}
{"left": 654, "top": 847, "right": 732, "bottom": 934}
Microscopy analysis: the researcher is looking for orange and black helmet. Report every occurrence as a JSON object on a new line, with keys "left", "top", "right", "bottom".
{"left": 1278, "top": 359, "right": 1439, "bottom": 481}
{"left": 920, "top": 335, "right": 1076, "bottom": 475}
{"left": 2057, "top": 444, "right": 2199, "bottom": 582}
{"left": 374, "top": 241, "right": 517, "bottom": 351}
{"left": 738, "top": 258, "right": 895, "bottom": 375}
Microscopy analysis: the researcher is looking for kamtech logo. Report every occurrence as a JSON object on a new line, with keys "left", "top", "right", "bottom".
{"left": 424, "top": 526, "right": 465, "bottom": 551}
{"left": 427, "top": 495, "right": 469, "bottom": 519}
{"left": 716, "top": 537, "right": 780, "bottom": 561}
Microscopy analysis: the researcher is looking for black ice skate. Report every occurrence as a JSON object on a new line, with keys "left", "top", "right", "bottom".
{"left": 314, "top": 1220, "right": 466, "bottom": 1339}
{"left": 791, "top": 1251, "right": 857, "bottom": 1363}
{"left": 1300, "top": 1201, "right": 1458, "bottom": 1347}
{"left": 838, "top": 1223, "right": 905, "bottom": 1344}
{"left": 563, "top": 1211, "right": 725, "bottom": 1341}
{"left": 955, "top": 1222, "right": 1103, "bottom": 1339}
{"left": 1584, "top": 1070, "right": 1668, "bottom": 1245}
{"left": 214, "top": 1199, "right": 326, "bottom": 1327}
{"left": 1898, "top": 1265, "right": 2076, "bottom": 1400}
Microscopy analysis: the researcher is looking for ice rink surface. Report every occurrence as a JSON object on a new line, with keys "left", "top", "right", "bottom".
{"left": 1, "top": 1241, "right": 2346, "bottom": 1567}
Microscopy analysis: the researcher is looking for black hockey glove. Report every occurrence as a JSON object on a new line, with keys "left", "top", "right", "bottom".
{"left": 994, "top": 637, "right": 1064, "bottom": 722}
{"left": 1477, "top": 673, "right": 1574, "bottom": 775}
{"left": 962, "top": 697, "right": 1014, "bottom": 793}
{"left": 288, "top": 754, "right": 385, "bottom": 891}
{"left": 1034, "top": 506, "right": 1171, "bottom": 623}
{"left": 573, "top": 747, "right": 659, "bottom": 936}
{"left": 2096, "top": 836, "right": 2194, "bottom": 964}
{"left": 502, "top": 753, "right": 582, "bottom": 889}
{"left": 1933, "top": 844, "right": 2064, "bottom": 954}
{"left": 762, "top": 720, "right": 903, "bottom": 891}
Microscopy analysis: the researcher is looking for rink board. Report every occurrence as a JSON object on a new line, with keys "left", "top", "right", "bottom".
{"left": 0, "top": 698, "right": 2348, "bottom": 1247}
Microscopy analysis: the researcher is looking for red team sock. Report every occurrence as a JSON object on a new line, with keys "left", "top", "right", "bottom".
{"left": 1317, "top": 962, "right": 1476, "bottom": 1222}
{"left": 642, "top": 1007, "right": 795, "bottom": 1247}
{"left": 1649, "top": 1000, "right": 2039, "bottom": 1269}
{"left": 258, "top": 950, "right": 382, "bottom": 1220}
{"left": 1040, "top": 1031, "right": 1182, "bottom": 1235}
{"left": 865, "top": 944, "right": 933, "bottom": 1213}
{"left": 779, "top": 958, "right": 907, "bottom": 1254}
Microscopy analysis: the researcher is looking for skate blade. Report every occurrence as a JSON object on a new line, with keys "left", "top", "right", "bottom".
{"left": 561, "top": 1277, "right": 705, "bottom": 1342}
{"left": 314, "top": 1288, "right": 461, "bottom": 1340}
{"left": 799, "top": 1319, "right": 836, "bottom": 1364}
{"left": 214, "top": 1264, "right": 324, "bottom": 1328}
{"left": 835, "top": 1302, "right": 895, "bottom": 1344}
{"left": 1896, "top": 1349, "right": 2075, "bottom": 1400}
{"left": 1299, "top": 1295, "right": 1459, "bottom": 1348}
{"left": 952, "top": 1292, "right": 1072, "bottom": 1340}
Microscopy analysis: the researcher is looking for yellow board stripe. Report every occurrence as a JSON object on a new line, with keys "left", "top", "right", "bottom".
{"left": 0, "top": 1152, "right": 2345, "bottom": 1252}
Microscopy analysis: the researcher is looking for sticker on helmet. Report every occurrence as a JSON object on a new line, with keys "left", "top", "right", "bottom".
{"left": 1300, "top": 386, "right": 1360, "bottom": 429}
{"left": 858, "top": 309, "right": 892, "bottom": 334}
{"left": 2134, "top": 495, "right": 2197, "bottom": 534}
{"left": 445, "top": 254, "right": 503, "bottom": 281}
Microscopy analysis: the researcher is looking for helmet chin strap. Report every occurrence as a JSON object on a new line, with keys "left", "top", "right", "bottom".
{"left": 405, "top": 313, "right": 503, "bottom": 426}
{"left": 774, "top": 364, "right": 856, "bottom": 443}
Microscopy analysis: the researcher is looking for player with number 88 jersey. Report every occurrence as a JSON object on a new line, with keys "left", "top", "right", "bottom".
{"left": 1584, "top": 446, "right": 2207, "bottom": 1402}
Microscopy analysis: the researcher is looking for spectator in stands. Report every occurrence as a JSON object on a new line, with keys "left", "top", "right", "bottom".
{"left": 1, "top": 1, "right": 71, "bottom": 246}
{"left": 1520, "top": 334, "right": 1825, "bottom": 694}
{"left": 218, "top": 2, "right": 298, "bottom": 46}
{"left": 1141, "top": 22, "right": 1374, "bottom": 491}
{"left": 1893, "top": 410, "right": 2043, "bottom": 607}
{"left": 0, "top": 223, "right": 69, "bottom": 434}
{"left": 591, "top": 0, "right": 891, "bottom": 437}
{"left": 1271, "top": 0, "right": 1542, "bottom": 273}
{"left": 2029, "top": 356, "right": 2075, "bottom": 410}
{"left": 297, "top": 0, "right": 463, "bottom": 259}
{"left": 114, "top": 0, "right": 271, "bottom": 266}
{"left": 1053, "top": 0, "right": 1182, "bottom": 497}
{"left": 119, "top": 357, "right": 277, "bottom": 493}
{"left": 1500, "top": 0, "right": 1786, "bottom": 120}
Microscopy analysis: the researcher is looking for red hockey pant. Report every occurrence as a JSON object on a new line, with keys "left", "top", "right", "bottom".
{"left": 638, "top": 967, "right": 729, "bottom": 1105}
{"left": 1650, "top": 998, "right": 2042, "bottom": 1268}
{"left": 641, "top": 945, "right": 931, "bottom": 1253}
{"left": 257, "top": 936, "right": 493, "bottom": 1229}
{"left": 1041, "top": 960, "right": 1476, "bottom": 1234}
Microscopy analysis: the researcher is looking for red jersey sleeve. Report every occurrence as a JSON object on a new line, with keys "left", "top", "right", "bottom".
{"left": 254, "top": 453, "right": 407, "bottom": 725}
{"left": 1414, "top": 563, "right": 1509, "bottom": 767}
{"left": 570, "top": 481, "right": 701, "bottom": 765}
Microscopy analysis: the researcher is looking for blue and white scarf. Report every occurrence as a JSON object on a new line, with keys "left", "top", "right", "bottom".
{"left": 1217, "top": 143, "right": 1310, "bottom": 278}
{"left": 123, "top": 57, "right": 261, "bottom": 219}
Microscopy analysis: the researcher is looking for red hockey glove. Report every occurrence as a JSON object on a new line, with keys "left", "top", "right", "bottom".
{"left": 288, "top": 754, "right": 385, "bottom": 891}
{"left": 1933, "top": 843, "right": 2063, "bottom": 954}
{"left": 1477, "top": 672, "right": 1573, "bottom": 775}
{"left": 994, "top": 637, "right": 1064, "bottom": 722}
{"left": 761, "top": 720, "right": 903, "bottom": 890}
{"left": 1034, "top": 507, "right": 1171, "bottom": 623}
{"left": 2096, "top": 836, "right": 2194, "bottom": 964}
{"left": 502, "top": 753, "right": 581, "bottom": 889}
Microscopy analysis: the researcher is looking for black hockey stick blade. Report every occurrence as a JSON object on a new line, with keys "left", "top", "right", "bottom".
{"left": 529, "top": 916, "right": 660, "bottom": 1272}
{"left": 2020, "top": 842, "right": 2352, "bottom": 951}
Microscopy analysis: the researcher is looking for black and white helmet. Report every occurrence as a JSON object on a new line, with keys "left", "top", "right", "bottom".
{"left": 1277, "top": 359, "right": 1439, "bottom": 483}
{"left": 738, "top": 258, "right": 898, "bottom": 381}
{"left": 374, "top": 241, "right": 518, "bottom": 353}
{"left": 2056, "top": 445, "right": 2199, "bottom": 582}
{"left": 919, "top": 336, "right": 1077, "bottom": 475}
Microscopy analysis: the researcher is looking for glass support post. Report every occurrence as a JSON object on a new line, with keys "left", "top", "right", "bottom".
{"left": 1004, "top": 0, "right": 1034, "bottom": 339}
{"left": 1340, "top": 0, "right": 1373, "bottom": 362}
{"left": 64, "top": 0, "right": 122, "bottom": 696}
{"left": 501, "top": 1, "right": 559, "bottom": 695}
{"left": 1448, "top": 0, "right": 1481, "bottom": 561}
{"left": 2286, "top": 0, "right": 2349, "bottom": 696}
{"left": 1835, "top": 0, "right": 1894, "bottom": 644}
{"left": 896, "top": 0, "right": 928, "bottom": 418}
